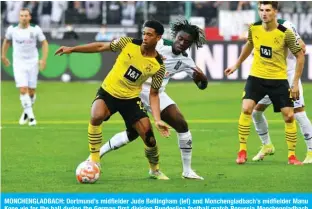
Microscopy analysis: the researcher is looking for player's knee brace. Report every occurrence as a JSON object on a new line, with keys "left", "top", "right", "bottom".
{"left": 145, "top": 129, "right": 156, "bottom": 147}
{"left": 126, "top": 129, "right": 139, "bottom": 142}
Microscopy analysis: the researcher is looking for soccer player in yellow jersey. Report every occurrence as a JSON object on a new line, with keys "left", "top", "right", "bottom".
{"left": 55, "top": 20, "right": 170, "bottom": 180}
{"left": 224, "top": 1, "right": 305, "bottom": 165}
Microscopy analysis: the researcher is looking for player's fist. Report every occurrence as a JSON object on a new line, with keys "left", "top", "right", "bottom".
{"left": 224, "top": 65, "right": 238, "bottom": 76}
{"left": 1, "top": 56, "right": 11, "bottom": 67}
{"left": 39, "top": 59, "right": 46, "bottom": 71}
{"left": 155, "top": 121, "right": 170, "bottom": 138}
{"left": 54, "top": 46, "right": 73, "bottom": 56}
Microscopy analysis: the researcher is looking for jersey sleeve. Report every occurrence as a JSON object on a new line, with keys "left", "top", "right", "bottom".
{"left": 110, "top": 37, "right": 133, "bottom": 52}
{"left": 283, "top": 20, "right": 301, "bottom": 41}
{"left": 35, "top": 26, "right": 46, "bottom": 42}
{"left": 247, "top": 25, "right": 253, "bottom": 45}
{"left": 5, "top": 26, "right": 13, "bottom": 40}
{"left": 285, "top": 29, "right": 302, "bottom": 55}
{"left": 151, "top": 64, "right": 166, "bottom": 90}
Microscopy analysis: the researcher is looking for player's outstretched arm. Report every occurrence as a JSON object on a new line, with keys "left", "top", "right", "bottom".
{"left": 224, "top": 41, "right": 253, "bottom": 76}
{"left": 54, "top": 42, "right": 111, "bottom": 56}
{"left": 1, "top": 39, "right": 11, "bottom": 67}
{"left": 149, "top": 87, "right": 170, "bottom": 138}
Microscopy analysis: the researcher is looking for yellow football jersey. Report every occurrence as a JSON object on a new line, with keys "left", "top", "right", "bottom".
{"left": 248, "top": 21, "right": 302, "bottom": 79}
{"left": 102, "top": 37, "right": 165, "bottom": 99}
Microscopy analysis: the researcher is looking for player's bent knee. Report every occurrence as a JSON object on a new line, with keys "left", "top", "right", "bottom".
{"left": 144, "top": 129, "right": 156, "bottom": 147}
{"left": 175, "top": 120, "right": 189, "bottom": 133}
{"left": 19, "top": 87, "right": 28, "bottom": 94}
{"left": 90, "top": 115, "right": 105, "bottom": 126}
{"left": 127, "top": 130, "right": 139, "bottom": 141}
{"left": 283, "top": 112, "right": 295, "bottom": 123}
{"left": 242, "top": 107, "right": 253, "bottom": 115}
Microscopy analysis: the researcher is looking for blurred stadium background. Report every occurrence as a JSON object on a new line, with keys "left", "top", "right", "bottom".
{"left": 1, "top": 1, "right": 312, "bottom": 192}
{"left": 1, "top": 1, "right": 312, "bottom": 82}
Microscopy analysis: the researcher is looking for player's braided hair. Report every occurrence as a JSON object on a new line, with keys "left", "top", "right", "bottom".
{"left": 170, "top": 17, "right": 207, "bottom": 49}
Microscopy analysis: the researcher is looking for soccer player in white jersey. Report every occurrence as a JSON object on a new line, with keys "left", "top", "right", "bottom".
{"left": 252, "top": 19, "right": 312, "bottom": 164}
{"left": 1, "top": 8, "right": 49, "bottom": 126}
{"left": 88, "top": 19, "right": 208, "bottom": 179}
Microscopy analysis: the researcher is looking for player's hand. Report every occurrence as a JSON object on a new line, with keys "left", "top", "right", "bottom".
{"left": 54, "top": 46, "right": 73, "bottom": 56}
{"left": 39, "top": 59, "right": 46, "bottom": 71}
{"left": 224, "top": 65, "right": 238, "bottom": 76}
{"left": 155, "top": 120, "right": 170, "bottom": 138}
{"left": 1, "top": 56, "right": 11, "bottom": 67}
{"left": 291, "top": 83, "right": 300, "bottom": 101}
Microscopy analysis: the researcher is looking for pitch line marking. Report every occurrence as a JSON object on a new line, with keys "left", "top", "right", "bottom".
{"left": 1, "top": 119, "right": 285, "bottom": 125}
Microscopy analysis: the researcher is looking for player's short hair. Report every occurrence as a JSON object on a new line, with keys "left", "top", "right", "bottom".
{"left": 170, "top": 17, "right": 207, "bottom": 49}
{"left": 258, "top": 1, "right": 279, "bottom": 10}
{"left": 20, "top": 8, "right": 32, "bottom": 15}
{"left": 143, "top": 20, "right": 164, "bottom": 35}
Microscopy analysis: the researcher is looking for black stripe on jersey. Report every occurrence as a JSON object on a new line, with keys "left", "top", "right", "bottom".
{"left": 151, "top": 65, "right": 165, "bottom": 89}
{"left": 155, "top": 52, "right": 164, "bottom": 65}
{"left": 253, "top": 21, "right": 262, "bottom": 26}
{"left": 110, "top": 37, "right": 133, "bottom": 51}
{"left": 277, "top": 24, "right": 287, "bottom": 33}
{"left": 132, "top": 39, "right": 143, "bottom": 45}
{"left": 277, "top": 19, "right": 286, "bottom": 25}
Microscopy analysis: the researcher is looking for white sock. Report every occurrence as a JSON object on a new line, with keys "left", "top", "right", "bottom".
{"left": 30, "top": 94, "right": 36, "bottom": 105}
{"left": 20, "top": 94, "right": 35, "bottom": 119}
{"left": 99, "top": 131, "right": 130, "bottom": 158}
{"left": 295, "top": 111, "right": 312, "bottom": 152}
{"left": 252, "top": 110, "right": 272, "bottom": 145}
{"left": 177, "top": 131, "right": 192, "bottom": 173}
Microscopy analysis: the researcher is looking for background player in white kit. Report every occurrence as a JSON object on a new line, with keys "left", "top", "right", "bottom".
{"left": 252, "top": 19, "right": 312, "bottom": 164}
{"left": 87, "top": 18, "right": 208, "bottom": 179}
{"left": 1, "top": 8, "right": 49, "bottom": 126}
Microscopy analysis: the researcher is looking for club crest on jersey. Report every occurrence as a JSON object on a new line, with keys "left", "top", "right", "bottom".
{"left": 146, "top": 64, "right": 153, "bottom": 72}
{"left": 174, "top": 60, "right": 182, "bottom": 70}
{"left": 29, "top": 32, "right": 34, "bottom": 39}
{"left": 274, "top": 37, "right": 280, "bottom": 45}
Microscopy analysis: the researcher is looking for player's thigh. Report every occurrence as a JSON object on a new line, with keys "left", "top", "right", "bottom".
{"left": 27, "top": 63, "right": 39, "bottom": 89}
{"left": 268, "top": 80, "right": 293, "bottom": 113}
{"left": 13, "top": 67, "right": 28, "bottom": 89}
{"left": 243, "top": 76, "right": 266, "bottom": 110}
{"left": 91, "top": 88, "right": 116, "bottom": 123}
{"left": 161, "top": 104, "right": 188, "bottom": 133}
{"left": 118, "top": 97, "right": 153, "bottom": 145}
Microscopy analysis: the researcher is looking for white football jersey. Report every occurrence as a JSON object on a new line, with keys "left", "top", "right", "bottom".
{"left": 5, "top": 24, "right": 46, "bottom": 64}
{"left": 143, "top": 39, "right": 196, "bottom": 92}
{"left": 278, "top": 19, "right": 301, "bottom": 76}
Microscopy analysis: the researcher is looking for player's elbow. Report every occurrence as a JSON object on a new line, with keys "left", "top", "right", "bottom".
{"left": 98, "top": 42, "right": 109, "bottom": 52}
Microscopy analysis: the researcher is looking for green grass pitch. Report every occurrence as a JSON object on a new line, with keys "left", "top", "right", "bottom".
{"left": 1, "top": 81, "right": 312, "bottom": 192}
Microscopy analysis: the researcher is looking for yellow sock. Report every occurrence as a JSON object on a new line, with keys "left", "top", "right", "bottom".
{"left": 144, "top": 145, "right": 159, "bottom": 171}
{"left": 285, "top": 121, "right": 297, "bottom": 157}
{"left": 88, "top": 123, "right": 102, "bottom": 163}
{"left": 238, "top": 112, "right": 252, "bottom": 151}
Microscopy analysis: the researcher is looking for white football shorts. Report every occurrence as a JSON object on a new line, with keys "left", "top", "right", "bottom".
{"left": 140, "top": 90, "right": 176, "bottom": 113}
{"left": 13, "top": 61, "right": 39, "bottom": 88}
